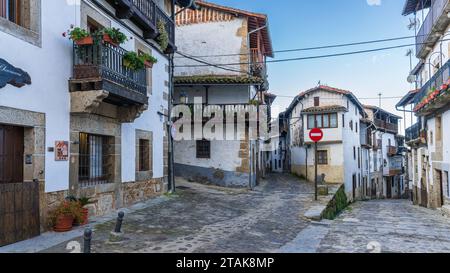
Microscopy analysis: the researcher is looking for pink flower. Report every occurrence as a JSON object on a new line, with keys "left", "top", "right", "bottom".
{"left": 62, "top": 32, "right": 67, "bottom": 37}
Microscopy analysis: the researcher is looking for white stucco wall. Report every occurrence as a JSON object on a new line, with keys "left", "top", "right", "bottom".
{"left": 174, "top": 140, "right": 242, "bottom": 172}
{"left": 175, "top": 18, "right": 247, "bottom": 76}
{"left": 121, "top": 48, "right": 169, "bottom": 182}
{"left": 0, "top": 0, "right": 169, "bottom": 191}
{"left": 0, "top": 1, "right": 75, "bottom": 192}
{"left": 174, "top": 85, "right": 251, "bottom": 105}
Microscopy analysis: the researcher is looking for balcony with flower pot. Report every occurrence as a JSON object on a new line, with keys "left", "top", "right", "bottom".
{"left": 66, "top": 28, "right": 158, "bottom": 122}
{"left": 413, "top": 59, "right": 450, "bottom": 117}
{"left": 105, "top": 0, "right": 176, "bottom": 54}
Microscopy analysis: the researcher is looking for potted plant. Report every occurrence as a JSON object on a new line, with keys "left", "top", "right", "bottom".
{"left": 64, "top": 26, "right": 93, "bottom": 46}
{"left": 156, "top": 20, "right": 169, "bottom": 52}
{"left": 77, "top": 197, "right": 94, "bottom": 226}
{"left": 100, "top": 27, "right": 128, "bottom": 47}
{"left": 139, "top": 52, "right": 158, "bottom": 68}
{"left": 123, "top": 51, "right": 145, "bottom": 71}
{"left": 51, "top": 201, "right": 83, "bottom": 232}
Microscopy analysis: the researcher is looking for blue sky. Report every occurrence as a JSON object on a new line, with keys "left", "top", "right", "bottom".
{"left": 210, "top": 0, "right": 416, "bottom": 132}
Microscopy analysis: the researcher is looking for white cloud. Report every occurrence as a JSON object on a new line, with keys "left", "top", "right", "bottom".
{"left": 367, "top": 0, "right": 382, "bottom": 6}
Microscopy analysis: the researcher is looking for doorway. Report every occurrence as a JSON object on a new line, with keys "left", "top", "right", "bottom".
{"left": 386, "top": 177, "right": 392, "bottom": 199}
{"left": 0, "top": 124, "right": 40, "bottom": 247}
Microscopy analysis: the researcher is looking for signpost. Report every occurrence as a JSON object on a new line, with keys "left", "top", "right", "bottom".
{"left": 309, "top": 128, "right": 323, "bottom": 201}
{"left": 0, "top": 58, "right": 31, "bottom": 89}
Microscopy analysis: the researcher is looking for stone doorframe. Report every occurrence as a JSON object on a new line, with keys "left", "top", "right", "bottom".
{"left": 69, "top": 113, "right": 122, "bottom": 215}
{"left": 0, "top": 106, "right": 46, "bottom": 229}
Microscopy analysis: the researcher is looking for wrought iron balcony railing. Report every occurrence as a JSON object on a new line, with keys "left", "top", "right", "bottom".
{"left": 71, "top": 43, "right": 148, "bottom": 105}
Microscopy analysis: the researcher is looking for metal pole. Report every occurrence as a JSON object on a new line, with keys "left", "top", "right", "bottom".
{"left": 315, "top": 142, "right": 318, "bottom": 201}
{"left": 83, "top": 228, "right": 92, "bottom": 254}
{"left": 114, "top": 211, "right": 125, "bottom": 233}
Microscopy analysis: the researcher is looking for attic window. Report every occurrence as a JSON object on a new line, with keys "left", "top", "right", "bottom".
{"left": 314, "top": 97, "right": 320, "bottom": 107}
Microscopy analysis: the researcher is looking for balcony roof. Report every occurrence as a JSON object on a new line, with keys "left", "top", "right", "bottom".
{"left": 364, "top": 105, "right": 403, "bottom": 119}
{"left": 174, "top": 75, "right": 264, "bottom": 85}
{"left": 302, "top": 105, "right": 348, "bottom": 114}
{"left": 285, "top": 85, "right": 367, "bottom": 118}
{"left": 396, "top": 89, "right": 420, "bottom": 107}
{"left": 402, "top": 0, "right": 431, "bottom": 16}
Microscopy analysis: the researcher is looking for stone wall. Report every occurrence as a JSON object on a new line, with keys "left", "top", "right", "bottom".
{"left": 121, "top": 178, "right": 164, "bottom": 207}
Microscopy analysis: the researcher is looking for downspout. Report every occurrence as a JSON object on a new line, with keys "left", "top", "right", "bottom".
{"left": 168, "top": 0, "right": 176, "bottom": 193}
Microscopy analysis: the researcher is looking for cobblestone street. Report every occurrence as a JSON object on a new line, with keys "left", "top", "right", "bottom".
{"left": 41, "top": 174, "right": 326, "bottom": 253}
{"left": 7, "top": 174, "right": 450, "bottom": 253}
{"left": 316, "top": 200, "right": 450, "bottom": 253}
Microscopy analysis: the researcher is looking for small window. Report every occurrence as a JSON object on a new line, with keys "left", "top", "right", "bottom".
{"left": 356, "top": 122, "right": 358, "bottom": 133}
{"left": 317, "top": 150, "right": 328, "bottom": 165}
{"left": 353, "top": 146, "right": 356, "bottom": 160}
{"left": 314, "top": 97, "right": 320, "bottom": 107}
{"left": 79, "top": 133, "right": 113, "bottom": 186}
{"left": 196, "top": 139, "right": 211, "bottom": 159}
{"left": 342, "top": 114, "right": 345, "bottom": 128}
{"left": 308, "top": 115, "right": 315, "bottom": 129}
{"left": 1, "top": 0, "right": 21, "bottom": 26}
{"left": 330, "top": 114, "right": 338, "bottom": 128}
{"left": 350, "top": 120, "right": 353, "bottom": 131}
{"left": 138, "top": 139, "right": 150, "bottom": 171}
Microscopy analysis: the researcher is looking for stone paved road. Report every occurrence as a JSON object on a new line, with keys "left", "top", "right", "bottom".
{"left": 41, "top": 174, "right": 330, "bottom": 253}
{"left": 317, "top": 200, "right": 450, "bottom": 253}
{"left": 40, "top": 175, "right": 450, "bottom": 253}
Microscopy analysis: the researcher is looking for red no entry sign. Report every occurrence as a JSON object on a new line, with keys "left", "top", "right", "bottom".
{"left": 309, "top": 128, "right": 323, "bottom": 143}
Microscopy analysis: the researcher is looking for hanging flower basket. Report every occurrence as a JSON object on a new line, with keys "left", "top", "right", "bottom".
{"left": 102, "top": 34, "right": 119, "bottom": 47}
{"left": 74, "top": 36, "right": 94, "bottom": 46}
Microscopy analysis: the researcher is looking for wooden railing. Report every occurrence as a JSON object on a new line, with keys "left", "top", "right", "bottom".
{"left": 387, "top": 146, "right": 398, "bottom": 156}
{"left": 374, "top": 118, "right": 398, "bottom": 133}
{"left": 406, "top": 122, "right": 420, "bottom": 142}
{"left": 73, "top": 43, "right": 147, "bottom": 95}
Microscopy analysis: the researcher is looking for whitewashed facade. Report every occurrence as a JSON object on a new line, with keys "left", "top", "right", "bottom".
{"left": 399, "top": 0, "right": 450, "bottom": 210}
{"left": 0, "top": 0, "right": 175, "bottom": 246}
{"left": 172, "top": 0, "right": 273, "bottom": 188}
{"left": 286, "top": 86, "right": 366, "bottom": 202}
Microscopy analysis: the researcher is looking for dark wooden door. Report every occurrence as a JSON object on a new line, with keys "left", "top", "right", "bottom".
{"left": 0, "top": 124, "right": 40, "bottom": 247}
{"left": 386, "top": 178, "right": 392, "bottom": 199}
{"left": 438, "top": 170, "right": 444, "bottom": 207}
{"left": 352, "top": 175, "right": 356, "bottom": 200}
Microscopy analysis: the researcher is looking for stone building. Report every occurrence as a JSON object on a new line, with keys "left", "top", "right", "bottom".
{"left": 172, "top": 0, "right": 273, "bottom": 188}
{"left": 0, "top": 0, "right": 183, "bottom": 246}
{"left": 398, "top": 0, "right": 450, "bottom": 211}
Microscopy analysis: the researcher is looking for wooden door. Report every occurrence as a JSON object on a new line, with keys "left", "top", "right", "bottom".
{"left": 0, "top": 124, "right": 40, "bottom": 247}
{"left": 386, "top": 178, "right": 392, "bottom": 199}
{"left": 352, "top": 175, "right": 356, "bottom": 200}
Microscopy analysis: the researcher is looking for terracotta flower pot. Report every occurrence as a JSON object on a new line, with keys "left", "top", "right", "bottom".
{"left": 144, "top": 60, "right": 154, "bottom": 68}
{"left": 102, "top": 34, "right": 118, "bottom": 47}
{"left": 75, "top": 36, "right": 94, "bottom": 46}
{"left": 81, "top": 208, "right": 89, "bottom": 225}
{"left": 54, "top": 215, "right": 74, "bottom": 232}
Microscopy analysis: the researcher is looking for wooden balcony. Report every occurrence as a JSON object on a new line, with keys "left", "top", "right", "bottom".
{"left": 69, "top": 43, "right": 149, "bottom": 122}
{"left": 250, "top": 48, "right": 268, "bottom": 91}
{"left": 106, "top": 0, "right": 176, "bottom": 54}
{"left": 374, "top": 118, "right": 398, "bottom": 134}
{"left": 387, "top": 146, "right": 398, "bottom": 157}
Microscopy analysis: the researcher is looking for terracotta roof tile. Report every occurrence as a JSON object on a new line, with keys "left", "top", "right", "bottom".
{"left": 174, "top": 75, "right": 264, "bottom": 85}
{"left": 302, "top": 105, "right": 348, "bottom": 113}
